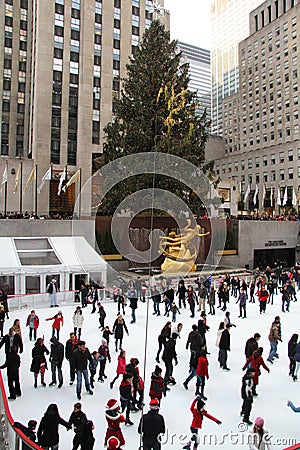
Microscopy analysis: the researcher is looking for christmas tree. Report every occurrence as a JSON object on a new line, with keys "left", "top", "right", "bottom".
{"left": 101, "top": 20, "right": 212, "bottom": 215}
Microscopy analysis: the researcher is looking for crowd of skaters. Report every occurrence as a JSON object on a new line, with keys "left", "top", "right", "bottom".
{"left": 0, "top": 264, "right": 300, "bottom": 449}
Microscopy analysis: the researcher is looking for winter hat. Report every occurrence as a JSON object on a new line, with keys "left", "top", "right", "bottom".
{"left": 254, "top": 417, "right": 264, "bottom": 427}
{"left": 50, "top": 336, "right": 57, "bottom": 344}
{"left": 154, "top": 365, "right": 162, "bottom": 376}
{"left": 102, "top": 338, "right": 107, "bottom": 344}
{"left": 107, "top": 436, "right": 120, "bottom": 450}
{"left": 196, "top": 399, "right": 205, "bottom": 411}
{"left": 106, "top": 399, "right": 120, "bottom": 411}
{"left": 149, "top": 399, "right": 160, "bottom": 410}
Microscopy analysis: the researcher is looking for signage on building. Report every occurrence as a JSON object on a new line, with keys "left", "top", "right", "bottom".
{"left": 265, "top": 240, "right": 287, "bottom": 247}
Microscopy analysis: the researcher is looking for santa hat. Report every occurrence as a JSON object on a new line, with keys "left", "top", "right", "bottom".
{"left": 149, "top": 399, "right": 160, "bottom": 410}
{"left": 107, "top": 436, "right": 120, "bottom": 450}
{"left": 106, "top": 399, "right": 120, "bottom": 411}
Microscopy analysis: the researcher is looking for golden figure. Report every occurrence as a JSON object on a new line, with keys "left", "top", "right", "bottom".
{"left": 159, "top": 219, "right": 209, "bottom": 273}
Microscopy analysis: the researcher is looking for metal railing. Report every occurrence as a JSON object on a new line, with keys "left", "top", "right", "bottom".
{"left": 0, "top": 370, "right": 43, "bottom": 450}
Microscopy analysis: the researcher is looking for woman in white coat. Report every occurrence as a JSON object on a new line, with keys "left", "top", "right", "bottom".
{"left": 249, "top": 417, "right": 272, "bottom": 450}
{"left": 72, "top": 306, "right": 84, "bottom": 340}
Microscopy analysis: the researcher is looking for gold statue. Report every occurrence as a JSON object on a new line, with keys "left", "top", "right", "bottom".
{"left": 159, "top": 219, "right": 209, "bottom": 273}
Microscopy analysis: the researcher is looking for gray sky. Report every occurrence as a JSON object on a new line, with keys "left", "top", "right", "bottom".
{"left": 164, "top": 0, "right": 212, "bottom": 49}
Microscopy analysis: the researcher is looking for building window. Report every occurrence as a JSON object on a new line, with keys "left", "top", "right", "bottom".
{"left": 280, "top": 169, "right": 284, "bottom": 181}
{"left": 288, "top": 150, "right": 294, "bottom": 162}
{"left": 248, "top": 159, "right": 252, "bottom": 169}
{"left": 289, "top": 168, "right": 294, "bottom": 180}
{"left": 279, "top": 152, "right": 284, "bottom": 163}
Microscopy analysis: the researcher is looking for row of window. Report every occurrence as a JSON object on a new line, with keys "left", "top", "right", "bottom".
{"left": 217, "top": 149, "right": 300, "bottom": 173}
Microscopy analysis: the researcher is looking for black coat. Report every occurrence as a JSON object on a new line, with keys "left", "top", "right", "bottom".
{"left": 241, "top": 373, "right": 254, "bottom": 400}
{"left": 65, "top": 339, "right": 78, "bottom": 361}
{"left": 244, "top": 337, "right": 258, "bottom": 358}
{"left": 68, "top": 410, "right": 87, "bottom": 434}
{"left": 50, "top": 342, "right": 64, "bottom": 364}
{"left": 0, "top": 333, "right": 23, "bottom": 354}
{"left": 126, "top": 363, "right": 139, "bottom": 388}
{"left": 14, "top": 422, "right": 36, "bottom": 448}
{"left": 138, "top": 410, "right": 165, "bottom": 437}
{"left": 0, "top": 352, "right": 20, "bottom": 375}
{"left": 30, "top": 344, "right": 49, "bottom": 373}
{"left": 186, "top": 330, "right": 203, "bottom": 352}
{"left": 113, "top": 319, "right": 128, "bottom": 340}
{"left": 129, "top": 297, "right": 138, "bottom": 309}
{"left": 0, "top": 292, "right": 8, "bottom": 313}
{"left": 288, "top": 339, "right": 298, "bottom": 358}
{"left": 219, "top": 329, "right": 230, "bottom": 351}
{"left": 37, "top": 412, "right": 69, "bottom": 447}
{"left": 71, "top": 348, "right": 93, "bottom": 371}
{"left": 162, "top": 338, "right": 177, "bottom": 363}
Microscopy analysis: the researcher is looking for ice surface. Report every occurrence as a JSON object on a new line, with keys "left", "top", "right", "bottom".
{"left": 1, "top": 291, "right": 299, "bottom": 449}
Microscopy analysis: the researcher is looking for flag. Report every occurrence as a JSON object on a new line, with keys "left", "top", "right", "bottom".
{"left": 62, "top": 169, "right": 80, "bottom": 193}
{"left": 37, "top": 167, "right": 51, "bottom": 194}
{"left": 261, "top": 183, "right": 266, "bottom": 208}
{"left": 1, "top": 165, "right": 7, "bottom": 187}
{"left": 244, "top": 184, "right": 250, "bottom": 202}
{"left": 13, "top": 164, "right": 21, "bottom": 194}
{"left": 277, "top": 187, "right": 281, "bottom": 206}
{"left": 292, "top": 187, "right": 297, "bottom": 207}
{"left": 57, "top": 167, "right": 66, "bottom": 196}
{"left": 23, "top": 166, "right": 35, "bottom": 194}
{"left": 253, "top": 184, "right": 259, "bottom": 205}
{"left": 270, "top": 187, "right": 274, "bottom": 206}
{"left": 283, "top": 186, "right": 288, "bottom": 206}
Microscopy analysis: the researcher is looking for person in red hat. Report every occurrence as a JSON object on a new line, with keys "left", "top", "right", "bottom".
{"left": 183, "top": 397, "right": 221, "bottom": 450}
{"left": 138, "top": 399, "right": 165, "bottom": 450}
{"left": 104, "top": 399, "right": 125, "bottom": 448}
{"left": 107, "top": 436, "right": 121, "bottom": 450}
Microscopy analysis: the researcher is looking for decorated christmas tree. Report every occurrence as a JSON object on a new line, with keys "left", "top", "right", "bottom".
{"left": 101, "top": 20, "right": 212, "bottom": 215}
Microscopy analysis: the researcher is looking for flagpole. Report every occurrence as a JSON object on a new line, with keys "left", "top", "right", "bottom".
{"left": 19, "top": 160, "right": 23, "bottom": 215}
{"left": 79, "top": 167, "right": 82, "bottom": 219}
{"left": 34, "top": 164, "right": 38, "bottom": 216}
{"left": 4, "top": 161, "right": 8, "bottom": 216}
{"left": 49, "top": 163, "right": 53, "bottom": 216}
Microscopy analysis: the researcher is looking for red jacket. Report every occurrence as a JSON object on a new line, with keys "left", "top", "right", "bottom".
{"left": 26, "top": 314, "right": 39, "bottom": 329}
{"left": 242, "top": 355, "right": 270, "bottom": 385}
{"left": 196, "top": 356, "right": 209, "bottom": 378}
{"left": 149, "top": 374, "right": 165, "bottom": 400}
{"left": 104, "top": 411, "right": 125, "bottom": 447}
{"left": 116, "top": 355, "right": 126, "bottom": 375}
{"left": 190, "top": 399, "right": 220, "bottom": 429}
{"left": 257, "top": 290, "right": 269, "bottom": 302}
{"left": 46, "top": 314, "right": 64, "bottom": 329}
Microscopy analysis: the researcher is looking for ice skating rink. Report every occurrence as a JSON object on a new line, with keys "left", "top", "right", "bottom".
{"left": 1, "top": 291, "right": 299, "bottom": 449}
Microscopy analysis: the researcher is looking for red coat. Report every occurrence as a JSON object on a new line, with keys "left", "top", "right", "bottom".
{"left": 116, "top": 355, "right": 126, "bottom": 375}
{"left": 257, "top": 290, "right": 269, "bottom": 302}
{"left": 190, "top": 399, "right": 220, "bottom": 429}
{"left": 149, "top": 374, "right": 165, "bottom": 400}
{"left": 104, "top": 412, "right": 125, "bottom": 447}
{"left": 196, "top": 356, "right": 209, "bottom": 378}
{"left": 26, "top": 314, "right": 39, "bottom": 329}
{"left": 242, "top": 355, "right": 270, "bottom": 385}
{"left": 46, "top": 315, "right": 64, "bottom": 329}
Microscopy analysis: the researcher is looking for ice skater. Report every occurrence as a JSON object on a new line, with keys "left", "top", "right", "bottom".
{"left": 183, "top": 397, "right": 221, "bottom": 449}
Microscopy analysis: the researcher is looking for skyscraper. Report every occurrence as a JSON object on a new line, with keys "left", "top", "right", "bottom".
{"left": 0, "top": 0, "right": 169, "bottom": 215}
{"left": 211, "top": 0, "right": 264, "bottom": 135}
{"left": 177, "top": 42, "right": 211, "bottom": 119}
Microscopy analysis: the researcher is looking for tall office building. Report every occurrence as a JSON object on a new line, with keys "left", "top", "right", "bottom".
{"left": 211, "top": 0, "right": 264, "bottom": 136}
{"left": 177, "top": 42, "right": 211, "bottom": 119}
{"left": 214, "top": 0, "right": 300, "bottom": 212}
{"left": 0, "top": 0, "right": 169, "bottom": 215}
